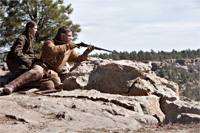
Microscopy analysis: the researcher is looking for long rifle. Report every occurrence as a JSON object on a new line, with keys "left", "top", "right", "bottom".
{"left": 76, "top": 42, "right": 119, "bottom": 54}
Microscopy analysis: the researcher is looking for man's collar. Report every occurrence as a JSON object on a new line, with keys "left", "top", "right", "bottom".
{"left": 53, "top": 39, "right": 67, "bottom": 45}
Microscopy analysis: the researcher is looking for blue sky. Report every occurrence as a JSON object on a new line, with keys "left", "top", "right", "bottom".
{"left": 66, "top": 0, "right": 200, "bottom": 54}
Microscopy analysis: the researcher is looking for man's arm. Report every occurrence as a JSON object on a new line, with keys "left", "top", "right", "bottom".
{"left": 68, "top": 46, "right": 94, "bottom": 63}
{"left": 43, "top": 39, "right": 77, "bottom": 55}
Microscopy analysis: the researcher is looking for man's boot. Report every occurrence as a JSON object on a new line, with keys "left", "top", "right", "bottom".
{"left": 3, "top": 71, "right": 37, "bottom": 94}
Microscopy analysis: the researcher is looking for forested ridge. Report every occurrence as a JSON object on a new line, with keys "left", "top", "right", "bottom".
{"left": 91, "top": 49, "right": 200, "bottom": 61}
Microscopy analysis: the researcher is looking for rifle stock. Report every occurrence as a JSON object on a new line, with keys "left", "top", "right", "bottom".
{"left": 76, "top": 42, "right": 119, "bottom": 54}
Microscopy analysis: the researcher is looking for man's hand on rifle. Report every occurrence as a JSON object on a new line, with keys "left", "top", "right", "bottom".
{"left": 83, "top": 45, "right": 95, "bottom": 56}
{"left": 87, "top": 45, "right": 95, "bottom": 52}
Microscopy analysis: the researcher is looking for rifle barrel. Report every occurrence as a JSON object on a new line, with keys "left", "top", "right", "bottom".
{"left": 76, "top": 42, "right": 119, "bottom": 54}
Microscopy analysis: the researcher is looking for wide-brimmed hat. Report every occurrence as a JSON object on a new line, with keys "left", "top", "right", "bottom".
{"left": 40, "top": 80, "right": 55, "bottom": 90}
{"left": 35, "top": 80, "right": 62, "bottom": 94}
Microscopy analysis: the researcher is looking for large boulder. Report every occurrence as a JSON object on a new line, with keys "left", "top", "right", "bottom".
{"left": 61, "top": 58, "right": 179, "bottom": 100}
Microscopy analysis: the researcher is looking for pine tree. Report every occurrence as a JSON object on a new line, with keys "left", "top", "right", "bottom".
{"left": 0, "top": 0, "right": 81, "bottom": 47}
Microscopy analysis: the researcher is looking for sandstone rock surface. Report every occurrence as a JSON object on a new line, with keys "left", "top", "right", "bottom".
{"left": 0, "top": 89, "right": 161, "bottom": 132}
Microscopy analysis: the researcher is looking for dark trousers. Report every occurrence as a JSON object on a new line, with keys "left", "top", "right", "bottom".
{"left": 0, "top": 68, "right": 28, "bottom": 87}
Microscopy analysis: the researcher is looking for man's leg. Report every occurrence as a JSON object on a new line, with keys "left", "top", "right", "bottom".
{"left": 3, "top": 64, "right": 44, "bottom": 94}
